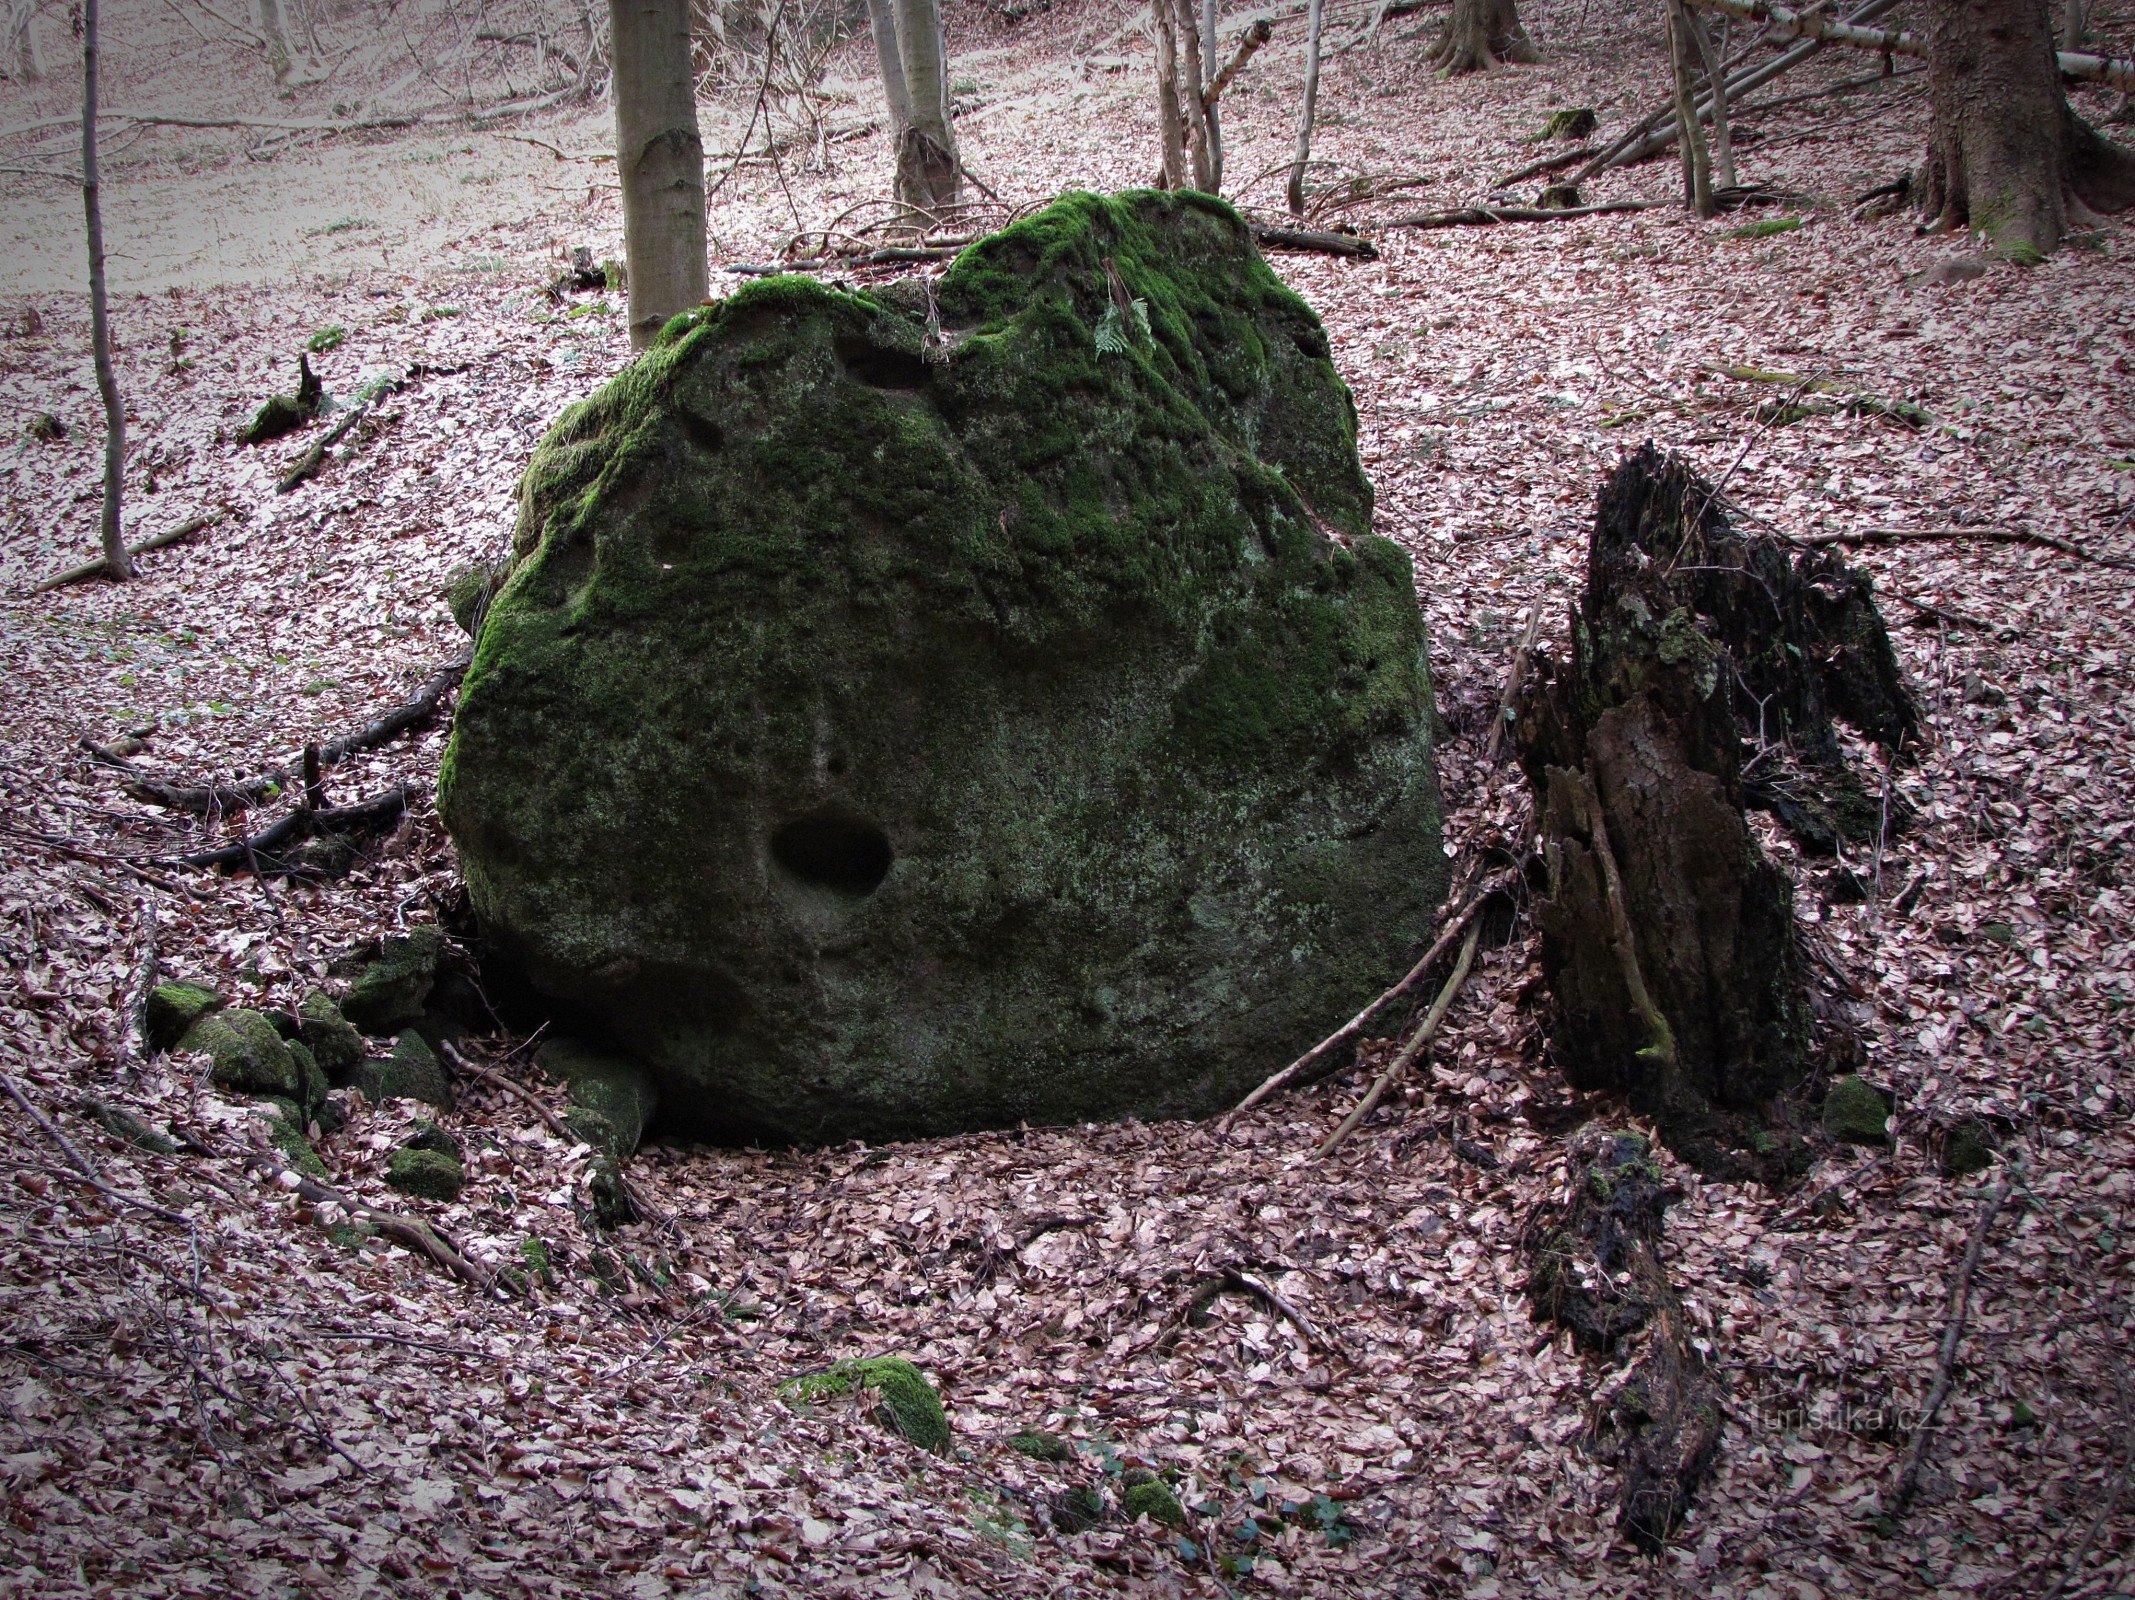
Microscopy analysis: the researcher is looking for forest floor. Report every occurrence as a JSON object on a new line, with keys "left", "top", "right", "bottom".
{"left": 3, "top": 1, "right": 2134, "bottom": 1596}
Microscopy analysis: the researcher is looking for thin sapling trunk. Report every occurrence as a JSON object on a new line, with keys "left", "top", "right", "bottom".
{"left": 1685, "top": 6, "right": 1736, "bottom": 190}
{"left": 1287, "top": 0, "right": 1325, "bottom": 216}
{"left": 82, "top": 0, "right": 128, "bottom": 580}
{"left": 1666, "top": 0, "right": 1715, "bottom": 215}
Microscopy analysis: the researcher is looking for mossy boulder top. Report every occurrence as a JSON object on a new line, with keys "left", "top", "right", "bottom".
{"left": 440, "top": 190, "right": 1445, "bottom": 1144}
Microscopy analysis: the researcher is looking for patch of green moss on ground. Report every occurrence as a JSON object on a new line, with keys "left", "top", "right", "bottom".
{"left": 1824, "top": 1075, "right": 1892, "bottom": 1144}
{"left": 780, "top": 1357, "right": 951, "bottom": 1453}
{"left": 1122, "top": 1473, "right": 1187, "bottom": 1528}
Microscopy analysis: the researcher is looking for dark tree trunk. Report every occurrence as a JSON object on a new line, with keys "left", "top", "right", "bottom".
{"left": 1920, "top": 0, "right": 2135, "bottom": 256}
{"left": 1514, "top": 448, "right": 1915, "bottom": 1179}
{"left": 1429, "top": 0, "right": 1536, "bottom": 76}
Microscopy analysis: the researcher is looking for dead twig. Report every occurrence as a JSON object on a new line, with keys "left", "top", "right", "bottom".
{"left": 1317, "top": 920, "right": 1480, "bottom": 1158}
{"left": 1798, "top": 525, "right": 2135, "bottom": 574}
{"left": 1381, "top": 200, "right": 1661, "bottom": 229}
{"left": 1889, "top": 1177, "right": 2014, "bottom": 1519}
{"left": 1230, "top": 868, "right": 1513, "bottom": 1118}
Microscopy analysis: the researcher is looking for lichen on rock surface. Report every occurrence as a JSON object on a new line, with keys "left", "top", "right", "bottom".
{"left": 441, "top": 189, "right": 1445, "bottom": 1144}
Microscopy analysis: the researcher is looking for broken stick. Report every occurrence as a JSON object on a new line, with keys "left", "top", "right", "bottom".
{"left": 1317, "top": 920, "right": 1479, "bottom": 1158}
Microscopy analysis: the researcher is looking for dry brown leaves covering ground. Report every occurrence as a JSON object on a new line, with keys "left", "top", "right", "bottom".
{"left": 2, "top": 1, "right": 2133, "bottom": 1595}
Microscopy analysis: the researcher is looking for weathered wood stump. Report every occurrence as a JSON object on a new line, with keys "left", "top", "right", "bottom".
{"left": 1515, "top": 447, "right": 1913, "bottom": 1177}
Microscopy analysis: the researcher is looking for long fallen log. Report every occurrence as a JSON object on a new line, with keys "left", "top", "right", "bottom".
{"left": 1250, "top": 222, "right": 1379, "bottom": 257}
{"left": 175, "top": 783, "right": 413, "bottom": 873}
{"left": 1688, "top": 0, "right": 2134, "bottom": 91}
{"left": 1382, "top": 200, "right": 1660, "bottom": 229}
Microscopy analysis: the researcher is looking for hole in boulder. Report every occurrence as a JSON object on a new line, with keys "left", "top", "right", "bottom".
{"left": 679, "top": 408, "right": 723, "bottom": 452}
{"left": 770, "top": 809, "right": 893, "bottom": 896}
{"left": 833, "top": 335, "right": 928, "bottom": 392}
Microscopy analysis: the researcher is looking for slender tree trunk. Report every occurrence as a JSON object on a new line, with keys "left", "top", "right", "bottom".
{"left": 82, "top": 0, "right": 128, "bottom": 581}
{"left": 609, "top": 0, "right": 707, "bottom": 348}
{"left": 1430, "top": 0, "right": 1537, "bottom": 76}
{"left": 255, "top": 0, "right": 293, "bottom": 83}
{"left": 868, "top": 0, "right": 915, "bottom": 157}
{"left": 1152, "top": 0, "right": 1186, "bottom": 187}
{"left": 890, "top": 0, "right": 960, "bottom": 215}
{"left": 1919, "top": 0, "right": 2135, "bottom": 257}
{"left": 6, "top": 0, "right": 44, "bottom": 82}
{"left": 1286, "top": 0, "right": 1325, "bottom": 216}
{"left": 1202, "top": 0, "right": 1223, "bottom": 191}
{"left": 1667, "top": 0, "right": 1715, "bottom": 216}
{"left": 1174, "top": 0, "right": 1211, "bottom": 190}
{"left": 2061, "top": 0, "right": 2085, "bottom": 51}
{"left": 1685, "top": 7, "right": 1735, "bottom": 190}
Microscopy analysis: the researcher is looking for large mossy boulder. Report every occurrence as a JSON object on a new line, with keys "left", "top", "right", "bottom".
{"left": 440, "top": 190, "right": 1445, "bottom": 1143}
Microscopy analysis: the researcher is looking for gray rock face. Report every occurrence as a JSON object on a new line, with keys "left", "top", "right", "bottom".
{"left": 441, "top": 190, "right": 1446, "bottom": 1144}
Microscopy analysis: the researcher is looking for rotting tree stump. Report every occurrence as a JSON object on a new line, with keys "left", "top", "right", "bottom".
{"left": 1514, "top": 446, "right": 1914, "bottom": 1178}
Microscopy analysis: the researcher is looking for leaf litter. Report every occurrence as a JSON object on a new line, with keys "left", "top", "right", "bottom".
{"left": 1, "top": 1, "right": 2132, "bottom": 1595}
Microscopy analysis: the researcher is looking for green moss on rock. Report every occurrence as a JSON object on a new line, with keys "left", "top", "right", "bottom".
{"left": 441, "top": 190, "right": 1444, "bottom": 1144}
{"left": 265, "top": 1105, "right": 329, "bottom": 1178}
{"left": 1943, "top": 1118, "right": 1995, "bottom": 1177}
{"left": 298, "top": 993, "right": 367, "bottom": 1081}
{"left": 352, "top": 1030, "right": 451, "bottom": 1106}
{"left": 339, "top": 929, "right": 445, "bottom": 1035}
{"left": 536, "top": 1039, "right": 658, "bottom": 1159}
{"left": 1824, "top": 1075, "right": 1892, "bottom": 1145}
{"left": 780, "top": 1356, "right": 951, "bottom": 1453}
{"left": 183, "top": 1009, "right": 301, "bottom": 1099}
{"left": 1121, "top": 1474, "right": 1186, "bottom": 1529}
{"left": 386, "top": 1147, "right": 464, "bottom": 1201}
{"left": 1010, "top": 1430, "right": 1074, "bottom": 1462}
{"left": 444, "top": 559, "right": 505, "bottom": 636}
{"left": 147, "top": 981, "right": 223, "bottom": 1052}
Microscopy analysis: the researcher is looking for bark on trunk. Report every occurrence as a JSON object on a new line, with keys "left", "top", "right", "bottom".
{"left": 255, "top": 0, "right": 294, "bottom": 83}
{"left": 1684, "top": 6, "right": 1736, "bottom": 190}
{"left": 1201, "top": 0, "right": 1224, "bottom": 190}
{"left": 1286, "top": 0, "right": 1326, "bottom": 215}
{"left": 1667, "top": 0, "right": 1716, "bottom": 215}
{"left": 1429, "top": 0, "right": 1537, "bottom": 75}
{"left": 82, "top": 0, "right": 129, "bottom": 581}
{"left": 1175, "top": 0, "right": 1211, "bottom": 191}
{"left": 890, "top": 0, "right": 961, "bottom": 216}
{"left": 1152, "top": 0, "right": 1187, "bottom": 187}
{"left": 1920, "top": 0, "right": 2135, "bottom": 256}
{"left": 609, "top": 0, "right": 707, "bottom": 349}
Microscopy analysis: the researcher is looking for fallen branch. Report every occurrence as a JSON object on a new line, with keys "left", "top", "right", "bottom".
{"left": 1382, "top": 200, "right": 1659, "bottom": 230}
{"left": 1154, "top": 1265, "right": 1325, "bottom": 1355}
{"left": 174, "top": 783, "right": 412, "bottom": 872}
{"left": 1493, "top": 144, "right": 1596, "bottom": 190}
{"left": 244, "top": 1152, "right": 497, "bottom": 1293}
{"left": 1485, "top": 606, "right": 1546, "bottom": 764}
{"left": 28, "top": 509, "right": 224, "bottom": 594}
{"left": 1230, "top": 868, "right": 1514, "bottom": 1117}
{"left": 1687, "top": 0, "right": 2134, "bottom": 92}
{"left": 438, "top": 1041, "right": 673, "bottom": 1232}
{"left": 278, "top": 376, "right": 404, "bottom": 491}
{"left": 100, "top": 649, "right": 470, "bottom": 815}
{"left": 1798, "top": 525, "right": 2135, "bottom": 574}
{"left": 1317, "top": 919, "right": 1480, "bottom": 1158}
{"left": 1890, "top": 1178, "right": 2014, "bottom": 1519}
{"left": 1250, "top": 222, "right": 1378, "bottom": 258}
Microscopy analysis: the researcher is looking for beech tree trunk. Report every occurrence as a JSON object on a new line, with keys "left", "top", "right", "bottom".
{"left": 1429, "top": 0, "right": 1536, "bottom": 75}
{"left": 882, "top": 0, "right": 960, "bottom": 216}
{"left": 1152, "top": 0, "right": 1216, "bottom": 191}
{"left": 1153, "top": 0, "right": 1187, "bottom": 187}
{"left": 82, "top": 0, "right": 128, "bottom": 581}
{"left": 609, "top": 0, "right": 707, "bottom": 348}
{"left": 1286, "top": 0, "right": 1325, "bottom": 215}
{"left": 1666, "top": 0, "right": 1716, "bottom": 215}
{"left": 1920, "top": 0, "right": 2135, "bottom": 257}
{"left": 255, "top": 0, "right": 294, "bottom": 83}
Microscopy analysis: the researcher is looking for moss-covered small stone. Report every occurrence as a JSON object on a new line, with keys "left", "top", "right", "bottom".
{"left": 1824, "top": 1075, "right": 1892, "bottom": 1145}
{"left": 444, "top": 559, "right": 504, "bottom": 635}
{"left": 404, "top": 1120, "right": 461, "bottom": 1158}
{"left": 146, "top": 982, "right": 222, "bottom": 1052}
{"left": 1943, "top": 1118, "right": 1995, "bottom": 1177}
{"left": 780, "top": 1356, "right": 950, "bottom": 1453}
{"left": 289, "top": 1040, "right": 330, "bottom": 1118}
{"left": 1009, "top": 1430, "right": 1074, "bottom": 1462}
{"left": 538, "top": 1039, "right": 657, "bottom": 1160}
{"left": 1121, "top": 1473, "right": 1186, "bottom": 1529}
{"left": 1054, "top": 1484, "right": 1105, "bottom": 1533}
{"left": 520, "top": 1236, "right": 558, "bottom": 1289}
{"left": 298, "top": 993, "right": 367, "bottom": 1081}
{"left": 441, "top": 190, "right": 1446, "bottom": 1144}
{"left": 352, "top": 1030, "right": 451, "bottom": 1106}
{"left": 183, "top": 1009, "right": 301, "bottom": 1099}
{"left": 339, "top": 929, "right": 445, "bottom": 1035}
{"left": 80, "top": 1097, "right": 176, "bottom": 1155}
{"left": 386, "top": 1147, "right": 464, "bottom": 1201}
{"left": 266, "top": 1108, "right": 330, "bottom": 1178}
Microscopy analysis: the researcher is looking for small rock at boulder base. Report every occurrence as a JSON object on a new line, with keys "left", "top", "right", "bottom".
{"left": 337, "top": 929, "right": 446, "bottom": 1035}
{"left": 386, "top": 1147, "right": 464, "bottom": 1202}
{"left": 182, "top": 1009, "right": 301, "bottom": 1099}
{"left": 1823, "top": 1075, "right": 1893, "bottom": 1145}
{"left": 352, "top": 1030, "right": 451, "bottom": 1106}
{"left": 537, "top": 1039, "right": 659, "bottom": 1160}
{"left": 146, "top": 981, "right": 222, "bottom": 1053}
{"left": 441, "top": 190, "right": 1446, "bottom": 1144}
{"left": 298, "top": 993, "right": 367, "bottom": 1082}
